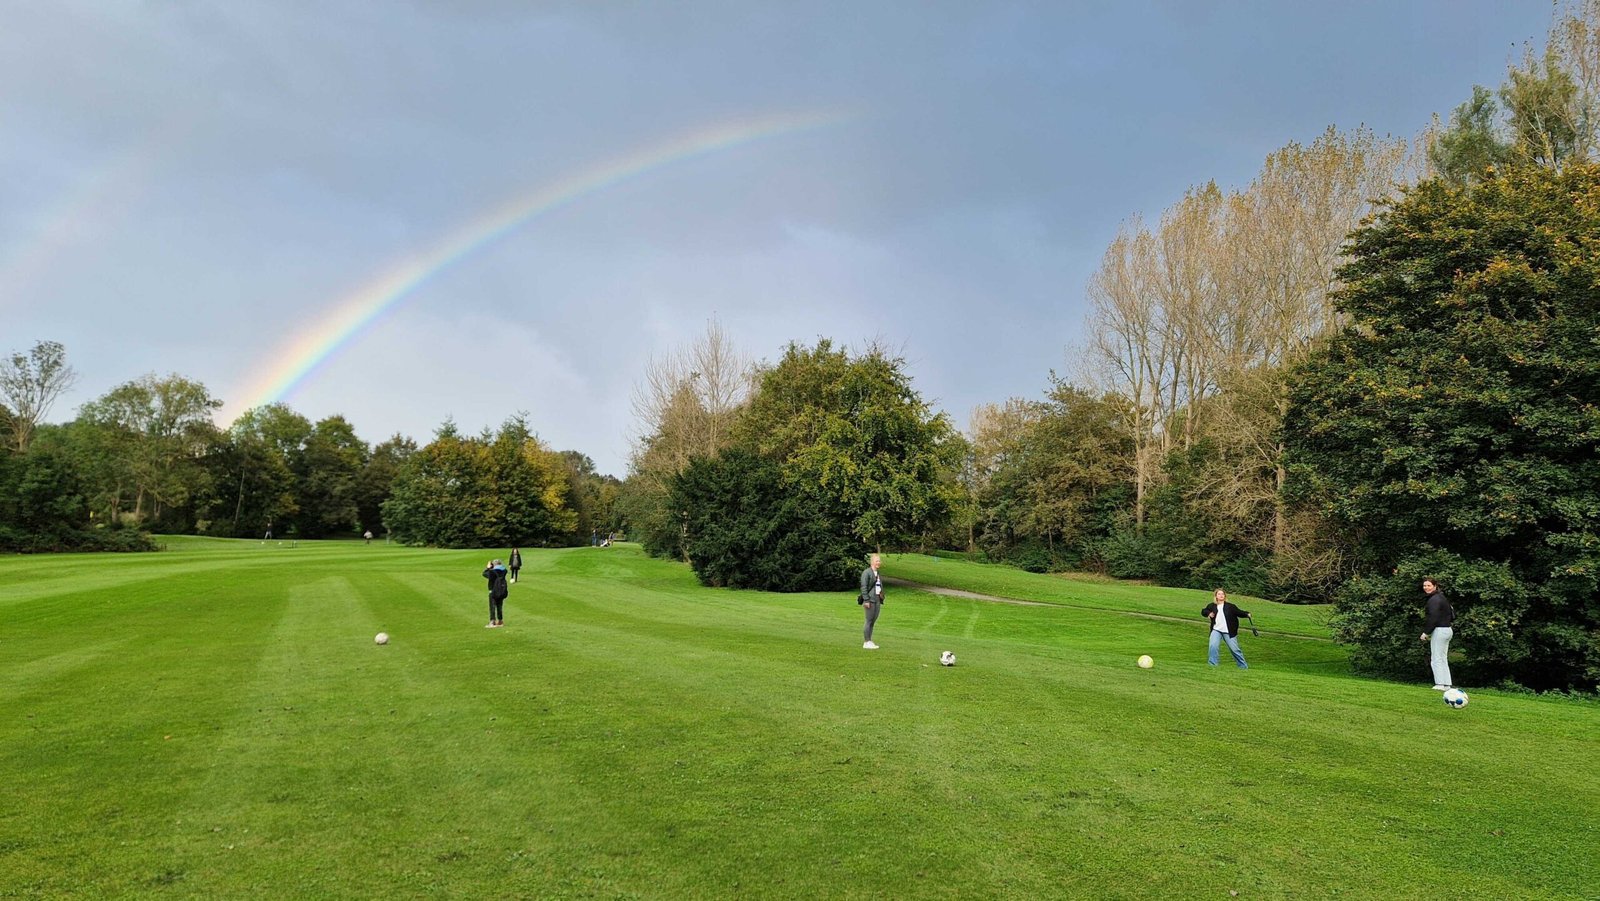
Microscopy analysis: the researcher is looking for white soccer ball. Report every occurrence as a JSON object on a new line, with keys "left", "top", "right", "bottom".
{"left": 1137, "top": 655, "right": 1153, "bottom": 669}
{"left": 939, "top": 650, "right": 956, "bottom": 667}
{"left": 374, "top": 632, "right": 389, "bottom": 645}
{"left": 1442, "top": 688, "right": 1468, "bottom": 708}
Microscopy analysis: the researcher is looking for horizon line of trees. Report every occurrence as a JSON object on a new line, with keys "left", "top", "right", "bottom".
{"left": 0, "top": 356, "right": 621, "bottom": 552}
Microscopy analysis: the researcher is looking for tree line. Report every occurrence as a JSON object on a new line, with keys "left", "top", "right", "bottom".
{"left": 0, "top": 356, "right": 621, "bottom": 552}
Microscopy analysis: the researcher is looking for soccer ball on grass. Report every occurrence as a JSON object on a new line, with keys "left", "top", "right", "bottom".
{"left": 939, "top": 651, "right": 956, "bottom": 667}
{"left": 374, "top": 632, "right": 389, "bottom": 645}
{"left": 1137, "top": 655, "right": 1154, "bottom": 669}
{"left": 1442, "top": 688, "right": 1468, "bottom": 708}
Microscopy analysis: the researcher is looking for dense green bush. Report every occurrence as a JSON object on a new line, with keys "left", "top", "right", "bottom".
{"left": 1285, "top": 163, "right": 1600, "bottom": 691}
{"left": 0, "top": 441, "right": 156, "bottom": 553}
{"left": 671, "top": 449, "right": 858, "bottom": 591}
{"left": 1100, "top": 525, "right": 1161, "bottom": 581}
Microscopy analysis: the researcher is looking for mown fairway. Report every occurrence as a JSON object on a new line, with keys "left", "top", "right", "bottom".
{"left": 2, "top": 540, "right": 1596, "bottom": 899}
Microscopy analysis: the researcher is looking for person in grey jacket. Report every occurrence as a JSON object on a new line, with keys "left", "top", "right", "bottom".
{"left": 1421, "top": 578, "right": 1455, "bottom": 690}
{"left": 859, "top": 554, "right": 885, "bottom": 649}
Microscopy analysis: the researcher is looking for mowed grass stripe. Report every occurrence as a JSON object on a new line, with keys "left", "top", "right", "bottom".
{"left": 153, "top": 572, "right": 580, "bottom": 896}
{"left": 373, "top": 566, "right": 943, "bottom": 897}
{"left": 0, "top": 570, "right": 294, "bottom": 896}
{"left": 367, "top": 565, "right": 984, "bottom": 895}
{"left": 401, "top": 558, "right": 1033, "bottom": 894}
{"left": 425, "top": 593, "right": 1005, "bottom": 895}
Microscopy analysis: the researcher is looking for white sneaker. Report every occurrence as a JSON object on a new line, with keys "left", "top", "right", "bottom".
{"left": 486, "top": 623, "right": 496, "bottom": 629}
{"left": 863, "top": 641, "right": 878, "bottom": 649}
{"left": 1432, "top": 684, "right": 1449, "bottom": 691}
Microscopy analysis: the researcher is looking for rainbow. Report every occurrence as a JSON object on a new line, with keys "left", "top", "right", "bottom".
{"left": 226, "top": 109, "right": 852, "bottom": 420}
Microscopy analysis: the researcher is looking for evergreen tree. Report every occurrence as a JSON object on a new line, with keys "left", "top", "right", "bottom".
{"left": 1284, "top": 162, "right": 1600, "bottom": 690}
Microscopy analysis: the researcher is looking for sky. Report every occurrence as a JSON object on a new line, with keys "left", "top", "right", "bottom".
{"left": 0, "top": 1, "right": 1555, "bottom": 476}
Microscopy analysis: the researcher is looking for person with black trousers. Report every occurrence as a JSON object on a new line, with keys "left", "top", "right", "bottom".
{"left": 508, "top": 548, "right": 522, "bottom": 584}
{"left": 1202, "top": 588, "right": 1250, "bottom": 668}
{"left": 483, "top": 559, "right": 509, "bottom": 628}
{"left": 1421, "top": 578, "right": 1455, "bottom": 690}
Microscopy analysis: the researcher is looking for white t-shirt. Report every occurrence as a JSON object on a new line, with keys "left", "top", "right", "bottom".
{"left": 874, "top": 572, "right": 883, "bottom": 598}
{"left": 1211, "top": 602, "right": 1229, "bottom": 633}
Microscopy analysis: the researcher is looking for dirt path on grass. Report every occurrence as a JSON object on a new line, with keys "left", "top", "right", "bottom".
{"left": 885, "top": 577, "right": 1333, "bottom": 641}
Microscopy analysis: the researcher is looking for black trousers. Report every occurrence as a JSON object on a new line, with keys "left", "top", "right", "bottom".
{"left": 489, "top": 596, "right": 504, "bottom": 622}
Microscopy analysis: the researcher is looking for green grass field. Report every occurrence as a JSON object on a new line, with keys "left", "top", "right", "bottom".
{"left": 2, "top": 540, "right": 1596, "bottom": 899}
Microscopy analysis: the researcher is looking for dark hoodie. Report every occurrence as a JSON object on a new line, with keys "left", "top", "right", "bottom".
{"left": 484, "top": 564, "right": 509, "bottom": 600}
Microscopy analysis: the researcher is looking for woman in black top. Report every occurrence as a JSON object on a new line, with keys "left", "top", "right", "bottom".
{"left": 1421, "top": 579, "right": 1455, "bottom": 689}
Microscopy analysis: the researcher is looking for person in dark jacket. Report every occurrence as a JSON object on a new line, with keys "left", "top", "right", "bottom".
{"left": 1420, "top": 578, "right": 1455, "bottom": 690}
{"left": 1202, "top": 588, "right": 1250, "bottom": 668}
{"left": 508, "top": 548, "right": 522, "bottom": 584}
{"left": 858, "top": 554, "right": 885, "bottom": 649}
{"left": 483, "top": 559, "right": 509, "bottom": 628}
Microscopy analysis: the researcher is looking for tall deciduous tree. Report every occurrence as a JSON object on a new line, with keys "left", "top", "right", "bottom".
{"left": 210, "top": 403, "right": 310, "bottom": 537}
{"left": 1548, "top": 0, "right": 1600, "bottom": 162}
{"left": 663, "top": 339, "right": 957, "bottom": 590}
{"left": 1086, "top": 127, "right": 1406, "bottom": 565}
{"left": 295, "top": 415, "right": 368, "bottom": 538}
{"left": 1086, "top": 219, "right": 1167, "bottom": 530}
{"left": 624, "top": 319, "right": 751, "bottom": 558}
{"left": 1214, "top": 126, "right": 1408, "bottom": 557}
{"left": 1503, "top": 47, "right": 1583, "bottom": 169}
{"left": 356, "top": 434, "right": 415, "bottom": 536}
{"left": 973, "top": 384, "right": 1131, "bottom": 571}
{"left": 0, "top": 340, "right": 77, "bottom": 452}
{"left": 76, "top": 373, "right": 220, "bottom": 526}
{"left": 1429, "top": 86, "right": 1513, "bottom": 187}
{"left": 383, "top": 416, "right": 575, "bottom": 548}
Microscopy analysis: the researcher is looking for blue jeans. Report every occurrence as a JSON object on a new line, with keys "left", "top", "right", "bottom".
{"left": 1208, "top": 630, "right": 1247, "bottom": 668}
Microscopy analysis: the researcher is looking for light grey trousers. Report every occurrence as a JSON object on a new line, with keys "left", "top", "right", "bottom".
{"left": 1429, "top": 627, "right": 1454, "bottom": 687}
{"left": 863, "top": 601, "right": 881, "bottom": 641}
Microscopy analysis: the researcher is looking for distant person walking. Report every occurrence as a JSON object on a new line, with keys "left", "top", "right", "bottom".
{"left": 509, "top": 548, "right": 522, "bottom": 584}
{"left": 859, "top": 554, "right": 885, "bottom": 649}
{"left": 1203, "top": 588, "right": 1249, "bottom": 669}
{"left": 1421, "top": 578, "right": 1455, "bottom": 690}
{"left": 483, "top": 559, "right": 509, "bottom": 628}
{"left": 363, "top": 530, "right": 373, "bottom": 545}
